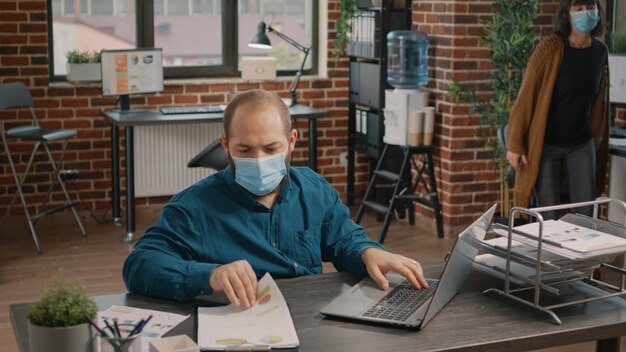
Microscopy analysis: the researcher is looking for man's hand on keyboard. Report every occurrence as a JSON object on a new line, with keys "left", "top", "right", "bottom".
{"left": 361, "top": 247, "right": 428, "bottom": 291}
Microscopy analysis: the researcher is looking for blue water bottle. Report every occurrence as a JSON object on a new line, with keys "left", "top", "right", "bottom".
{"left": 387, "top": 30, "right": 429, "bottom": 89}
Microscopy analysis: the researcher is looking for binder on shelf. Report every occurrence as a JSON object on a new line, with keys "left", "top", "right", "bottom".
{"left": 346, "top": 10, "right": 405, "bottom": 59}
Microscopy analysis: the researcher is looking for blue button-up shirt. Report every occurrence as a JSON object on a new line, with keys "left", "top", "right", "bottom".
{"left": 123, "top": 166, "right": 383, "bottom": 302}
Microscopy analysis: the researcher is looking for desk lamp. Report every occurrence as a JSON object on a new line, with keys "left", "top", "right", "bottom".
{"left": 248, "top": 19, "right": 311, "bottom": 107}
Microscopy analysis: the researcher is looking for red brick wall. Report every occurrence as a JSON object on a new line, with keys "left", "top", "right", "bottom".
{"left": 413, "top": 0, "right": 560, "bottom": 230}
{"left": 0, "top": 0, "right": 364, "bottom": 219}
{"left": 0, "top": 0, "right": 573, "bottom": 233}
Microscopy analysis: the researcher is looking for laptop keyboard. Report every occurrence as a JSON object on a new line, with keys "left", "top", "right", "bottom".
{"left": 159, "top": 106, "right": 222, "bottom": 115}
{"left": 361, "top": 279, "right": 439, "bottom": 322}
{"left": 611, "top": 126, "right": 626, "bottom": 139}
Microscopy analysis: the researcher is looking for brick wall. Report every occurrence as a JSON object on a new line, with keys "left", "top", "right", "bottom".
{"left": 0, "top": 0, "right": 583, "bottom": 234}
{"left": 0, "top": 0, "right": 366, "bottom": 220}
{"left": 412, "top": 0, "right": 561, "bottom": 231}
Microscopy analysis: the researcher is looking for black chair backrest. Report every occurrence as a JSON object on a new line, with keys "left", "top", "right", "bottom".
{"left": 187, "top": 139, "right": 229, "bottom": 170}
{"left": 497, "top": 124, "right": 516, "bottom": 188}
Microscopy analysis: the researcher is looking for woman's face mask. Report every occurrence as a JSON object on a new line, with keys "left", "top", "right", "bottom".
{"left": 232, "top": 149, "right": 288, "bottom": 196}
{"left": 570, "top": 7, "right": 599, "bottom": 34}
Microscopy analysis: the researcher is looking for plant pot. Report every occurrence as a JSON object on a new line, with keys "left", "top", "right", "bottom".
{"left": 66, "top": 63, "right": 101, "bottom": 82}
{"left": 28, "top": 321, "right": 96, "bottom": 352}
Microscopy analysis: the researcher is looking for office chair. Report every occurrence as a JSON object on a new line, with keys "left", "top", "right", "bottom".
{"left": 497, "top": 124, "right": 569, "bottom": 211}
{"left": 0, "top": 82, "right": 86, "bottom": 254}
{"left": 497, "top": 124, "right": 516, "bottom": 188}
{"left": 187, "top": 139, "right": 229, "bottom": 170}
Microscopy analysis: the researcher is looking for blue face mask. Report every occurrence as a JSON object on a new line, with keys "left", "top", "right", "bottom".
{"left": 570, "top": 8, "right": 599, "bottom": 34}
{"left": 233, "top": 150, "right": 288, "bottom": 196}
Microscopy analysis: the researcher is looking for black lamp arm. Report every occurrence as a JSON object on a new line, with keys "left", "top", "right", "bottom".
{"left": 289, "top": 48, "right": 310, "bottom": 105}
{"left": 267, "top": 26, "right": 309, "bottom": 52}
{"left": 267, "top": 25, "right": 311, "bottom": 106}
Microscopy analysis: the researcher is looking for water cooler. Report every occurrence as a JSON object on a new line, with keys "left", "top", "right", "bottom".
{"left": 383, "top": 30, "right": 429, "bottom": 146}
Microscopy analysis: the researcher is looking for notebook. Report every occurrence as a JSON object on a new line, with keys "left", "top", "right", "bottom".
{"left": 320, "top": 204, "right": 496, "bottom": 329}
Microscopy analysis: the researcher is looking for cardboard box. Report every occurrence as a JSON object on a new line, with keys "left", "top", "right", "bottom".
{"left": 241, "top": 56, "right": 277, "bottom": 81}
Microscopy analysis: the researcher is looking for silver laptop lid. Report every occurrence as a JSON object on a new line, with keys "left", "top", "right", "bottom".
{"left": 421, "top": 204, "right": 496, "bottom": 327}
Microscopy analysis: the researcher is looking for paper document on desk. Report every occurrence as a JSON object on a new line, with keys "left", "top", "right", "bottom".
{"left": 515, "top": 220, "right": 626, "bottom": 253}
{"left": 197, "top": 273, "right": 299, "bottom": 350}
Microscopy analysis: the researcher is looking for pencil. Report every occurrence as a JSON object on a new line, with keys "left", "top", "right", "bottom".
{"left": 113, "top": 318, "right": 122, "bottom": 338}
{"left": 84, "top": 316, "right": 110, "bottom": 338}
{"left": 103, "top": 319, "right": 117, "bottom": 338}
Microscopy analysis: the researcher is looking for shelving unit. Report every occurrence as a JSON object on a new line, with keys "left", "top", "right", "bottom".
{"left": 346, "top": 0, "right": 411, "bottom": 206}
{"left": 476, "top": 198, "right": 626, "bottom": 325}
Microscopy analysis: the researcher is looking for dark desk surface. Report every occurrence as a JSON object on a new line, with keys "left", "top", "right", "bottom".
{"left": 101, "top": 104, "right": 328, "bottom": 127}
{"left": 11, "top": 263, "right": 626, "bottom": 352}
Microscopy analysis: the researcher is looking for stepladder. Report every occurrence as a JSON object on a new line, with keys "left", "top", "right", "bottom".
{"left": 355, "top": 143, "right": 443, "bottom": 243}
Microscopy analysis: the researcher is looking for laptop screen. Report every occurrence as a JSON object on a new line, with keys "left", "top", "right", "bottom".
{"left": 421, "top": 204, "right": 496, "bottom": 326}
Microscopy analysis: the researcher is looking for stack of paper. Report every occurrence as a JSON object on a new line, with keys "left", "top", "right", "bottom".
{"left": 515, "top": 220, "right": 626, "bottom": 255}
{"left": 474, "top": 253, "right": 586, "bottom": 286}
{"left": 197, "top": 273, "right": 299, "bottom": 350}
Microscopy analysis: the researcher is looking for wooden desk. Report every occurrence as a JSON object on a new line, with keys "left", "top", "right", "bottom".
{"left": 10, "top": 263, "right": 626, "bottom": 352}
{"left": 101, "top": 104, "right": 327, "bottom": 242}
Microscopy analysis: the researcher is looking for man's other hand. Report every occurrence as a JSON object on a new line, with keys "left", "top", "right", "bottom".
{"left": 361, "top": 247, "right": 428, "bottom": 290}
{"left": 209, "top": 260, "right": 258, "bottom": 308}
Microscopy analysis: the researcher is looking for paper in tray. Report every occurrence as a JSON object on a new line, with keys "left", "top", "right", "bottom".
{"left": 515, "top": 220, "right": 626, "bottom": 253}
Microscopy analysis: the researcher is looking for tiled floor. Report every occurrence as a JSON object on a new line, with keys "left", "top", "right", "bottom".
{"left": 0, "top": 206, "right": 619, "bottom": 351}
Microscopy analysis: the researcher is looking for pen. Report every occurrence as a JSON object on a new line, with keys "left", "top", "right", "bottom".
{"left": 127, "top": 318, "right": 144, "bottom": 337}
{"left": 132, "top": 314, "right": 153, "bottom": 336}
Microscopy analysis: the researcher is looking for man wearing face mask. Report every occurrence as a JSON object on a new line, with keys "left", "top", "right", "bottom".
{"left": 123, "top": 90, "right": 428, "bottom": 306}
{"left": 506, "top": 0, "right": 609, "bottom": 219}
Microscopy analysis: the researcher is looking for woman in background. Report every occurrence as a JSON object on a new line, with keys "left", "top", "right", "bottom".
{"left": 506, "top": 0, "right": 610, "bottom": 219}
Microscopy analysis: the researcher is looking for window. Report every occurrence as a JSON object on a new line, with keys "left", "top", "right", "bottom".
{"left": 48, "top": 0, "right": 318, "bottom": 81}
{"left": 239, "top": 0, "right": 315, "bottom": 71}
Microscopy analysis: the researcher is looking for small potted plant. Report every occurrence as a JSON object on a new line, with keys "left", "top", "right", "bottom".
{"left": 66, "top": 49, "right": 101, "bottom": 82}
{"left": 28, "top": 276, "right": 98, "bottom": 352}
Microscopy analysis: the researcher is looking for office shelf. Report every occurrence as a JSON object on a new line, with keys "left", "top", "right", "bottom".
{"left": 347, "top": 0, "right": 411, "bottom": 206}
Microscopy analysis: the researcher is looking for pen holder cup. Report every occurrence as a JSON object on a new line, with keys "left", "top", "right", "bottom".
{"left": 100, "top": 324, "right": 142, "bottom": 352}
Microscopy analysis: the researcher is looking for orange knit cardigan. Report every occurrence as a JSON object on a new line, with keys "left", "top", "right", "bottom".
{"left": 506, "top": 34, "right": 610, "bottom": 208}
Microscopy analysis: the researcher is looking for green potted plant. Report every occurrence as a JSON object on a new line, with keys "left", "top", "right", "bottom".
{"left": 28, "top": 276, "right": 98, "bottom": 352}
{"left": 331, "top": 0, "right": 357, "bottom": 58}
{"left": 609, "top": 31, "right": 626, "bottom": 53}
{"left": 66, "top": 49, "right": 101, "bottom": 82}
{"left": 447, "top": 0, "right": 539, "bottom": 220}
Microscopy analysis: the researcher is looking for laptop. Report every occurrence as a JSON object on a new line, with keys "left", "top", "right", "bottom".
{"left": 320, "top": 204, "right": 496, "bottom": 329}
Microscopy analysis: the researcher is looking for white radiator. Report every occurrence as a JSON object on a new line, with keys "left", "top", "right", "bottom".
{"left": 134, "top": 123, "right": 223, "bottom": 197}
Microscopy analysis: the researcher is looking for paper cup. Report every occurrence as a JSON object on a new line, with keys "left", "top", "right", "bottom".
{"left": 423, "top": 107, "right": 435, "bottom": 145}
{"left": 409, "top": 110, "right": 424, "bottom": 146}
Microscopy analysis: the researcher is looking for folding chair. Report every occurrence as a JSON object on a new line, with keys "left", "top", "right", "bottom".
{"left": 0, "top": 82, "right": 86, "bottom": 254}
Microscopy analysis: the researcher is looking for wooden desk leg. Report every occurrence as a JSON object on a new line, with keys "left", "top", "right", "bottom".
{"left": 123, "top": 126, "right": 135, "bottom": 243}
{"left": 597, "top": 337, "right": 620, "bottom": 352}
{"left": 309, "top": 117, "right": 317, "bottom": 171}
{"left": 111, "top": 124, "right": 122, "bottom": 228}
